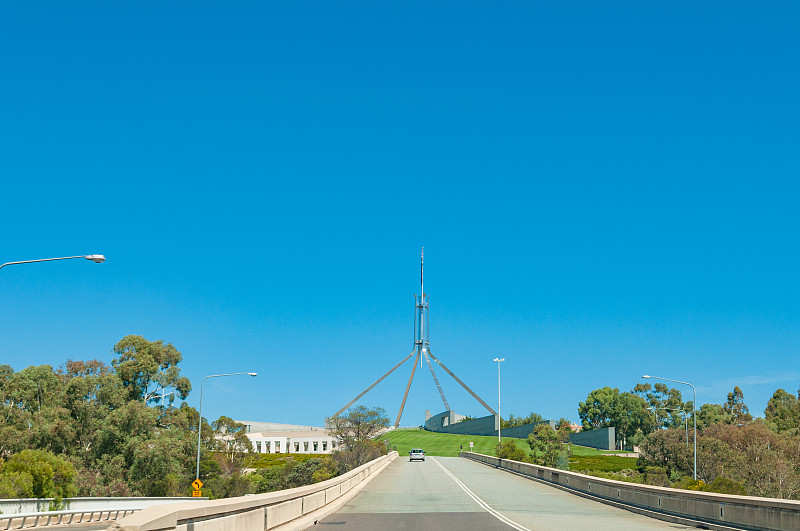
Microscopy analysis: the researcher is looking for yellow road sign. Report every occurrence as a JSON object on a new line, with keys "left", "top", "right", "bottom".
{"left": 192, "top": 490, "right": 202, "bottom": 497}
{"left": 192, "top": 479, "right": 204, "bottom": 490}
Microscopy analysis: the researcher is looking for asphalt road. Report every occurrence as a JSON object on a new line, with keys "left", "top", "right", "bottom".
{"left": 316, "top": 456, "right": 694, "bottom": 530}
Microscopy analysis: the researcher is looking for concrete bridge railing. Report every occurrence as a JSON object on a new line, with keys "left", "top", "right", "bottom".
{"left": 0, "top": 497, "right": 204, "bottom": 515}
{"left": 111, "top": 451, "right": 397, "bottom": 531}
{"left": 462, "top": 452, "right": 800, "bottom": 531}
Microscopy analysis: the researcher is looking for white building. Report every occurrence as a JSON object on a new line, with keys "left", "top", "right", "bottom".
{"left": 235, "top": 420, "right": 337, "bottom": 455}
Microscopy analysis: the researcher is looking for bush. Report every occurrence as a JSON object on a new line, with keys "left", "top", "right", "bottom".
{"left": 495, "top": 441, "right": 527, "bottom": 462}
{"left": 581, "top": 469, "right": 643, "bottom": 484}
{"left": 671, "top": 476, "right": 747, "bottom": 495}
{"left": 0, "top": 449, "right": 77, "bottom": 503}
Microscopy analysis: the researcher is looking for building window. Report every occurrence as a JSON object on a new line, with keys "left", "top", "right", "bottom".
{"left": 323, "top": 441, "right": 327, "bottom": 451}
{"left": 265, "top": 441, "right": 271, "bottom": 452}
{"left": 304, "top": 441, "right": 309, "bottom": 451}
{"left": 275, "top": 441, "right": 281, "bottom": 452}
{"left": 294, "top": 442, "right": 300, "bottom": 452}
{"left": 313, "top": 441, "right": 319, "bottom": 452}
{"left": 256, "top": 441, "right": 262, "bottom": 453}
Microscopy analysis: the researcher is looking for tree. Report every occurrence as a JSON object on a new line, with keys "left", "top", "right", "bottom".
{"left": 578, "top": 387, "right": 619, "bottom": 430}
{"left": 527, "top": 423, "right": 564, "bottom": 467}
{"left": 632, "top": 382, "right": 689, "bottom": 431}
{"left": 704, "top": 421, "right": 800, "bottom": 499}
{"left": 578, "top": 387, "right": 648, "bottom": 449}
{"left": 0, "top": 449, "right": 77, "bottom": 502}
{"left": 326, "top": 406, "right": 389, "bottom": 449}
{"left": 554, "top": 418, "right": 573, "bottom": 443}
{"left": 723, "top": 386, "right": 753, "bottom": 425}
{"left": 211, "top": 416, "right": 253, "bottom": 471}
{"left": 111, "top": 335, "right": 191, "bottom": 404}
{"left": 765, "top": 388, "right": 800, "bottom": 435}
{"left": 696, "top": 403, "right": 729, "bottom": 429}
{"left": 638, "top": 428, "right": 691, "bottom": 480}
{"left": 326, "top": 406, "right": 389, "bottom": 469}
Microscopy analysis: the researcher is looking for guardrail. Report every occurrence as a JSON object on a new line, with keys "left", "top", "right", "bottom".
{"left": 0, "top": 497, "right": 204, "bottom": 516}
{"left": 111, "top": 451, "right": 398, "bottom": 531}
{"left": 0, "top": 508, "right": 140, "bottom": 529}
{"left": 461, "top": 452, "right": 800, "bottom": 531}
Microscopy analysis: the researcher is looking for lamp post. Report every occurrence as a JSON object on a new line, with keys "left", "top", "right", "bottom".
{"left": 647, "top": 406, "right": 689, "bottom": 446}
{"left": 195, "top": 372, "right": 257, "bottom": 480}
{"left": 1, "top": 254, "right": 106, "bottom": 271}
{"left": 493, "top": 357, "right": 504, "bottom": 443}
{"left": 643, "top": 375, "right": 696, "bottom": 479}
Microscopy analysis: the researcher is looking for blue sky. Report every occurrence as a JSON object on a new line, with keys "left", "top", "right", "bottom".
{"left": 1, "top": 2, "right": 798, "bottom": 426}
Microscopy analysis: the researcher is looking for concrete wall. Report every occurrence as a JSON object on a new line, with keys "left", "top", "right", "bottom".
{"left": 426, "top": 410, "right": 615, "bottom": 451}
{"left": 461, "top": 452, "right": 800, "bottom": 531}
{"left": 502, "top": 420, "right": 555, "bottom": 439}
{"left": 111, "top": 451, "right": 398, "bottom": 531}
{"left": 425, "top": 411, "right": 556, "bottom": 441}
{"left": 0, "top": 497, "right": 202, "bottom": 515}
{"left": 569, "top": 426, "right": 615, "bottom": 451}
{"left": 425, "top": 411, "right": 497, "bottom": 435}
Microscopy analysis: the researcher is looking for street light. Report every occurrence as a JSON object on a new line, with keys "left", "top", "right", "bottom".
{"left": 195, "top": 372, "right": 258, "bottom": 480}
{"left": 647, "top": 406, "right": 689, "bottom": 446}
{"left": 643, "top": 375, "right": 696, "bottom": 479}
{"left": 0, "top": 254, "right": 106, "bottom": 270}
{"left": 493, "top": 357, "right": 505, "bottom": 443}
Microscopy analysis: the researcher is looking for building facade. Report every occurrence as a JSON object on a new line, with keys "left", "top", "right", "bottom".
{"left": 235, "top": 420, "right": 337, "bottom": 455}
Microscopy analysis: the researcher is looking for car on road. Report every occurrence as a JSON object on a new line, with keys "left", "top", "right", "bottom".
{"left": 409, "top": 448, "right": 425, "bottom": 461}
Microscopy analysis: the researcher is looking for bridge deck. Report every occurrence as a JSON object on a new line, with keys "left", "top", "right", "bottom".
{"left": 320, "top": 456, "right": 691, "bottom": 530}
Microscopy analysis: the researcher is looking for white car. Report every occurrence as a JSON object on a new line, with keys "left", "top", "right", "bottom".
{"left": 409, "top": 448, "right": 425, "bottom": 461}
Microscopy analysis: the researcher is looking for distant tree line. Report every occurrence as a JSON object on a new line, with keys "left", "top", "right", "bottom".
{"left": 576, "top": 383, "right": 800, "bottom": 499}
{"left": 0, "top": 336, "right": 388, "bottom": 501}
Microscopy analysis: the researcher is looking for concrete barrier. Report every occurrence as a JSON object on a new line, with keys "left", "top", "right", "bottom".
{"left": 461, "top": 452, "right": 800, "bottom": 531}
{"left": 110, "top": 451, "right": 397, "bottom": 531}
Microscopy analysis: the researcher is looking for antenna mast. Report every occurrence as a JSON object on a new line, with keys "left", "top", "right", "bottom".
{"left": 332, "top": 248, "right": 495, "bottom": 428}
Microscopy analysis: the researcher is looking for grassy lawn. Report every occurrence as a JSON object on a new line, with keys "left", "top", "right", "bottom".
{"left": 377, "top": 429, "right": 638, "bottom": 474}
{"left": 569, "top": 454, "right": 639, "bottom": 472}
{"left": 377, "top": 428, "right": 617, "bottom": 458}
{"left": 377, "top": 428, "right": 523, "bottom": 457}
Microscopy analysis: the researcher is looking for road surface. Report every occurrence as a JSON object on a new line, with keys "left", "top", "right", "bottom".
{"left": 317, "top": 456, "right": 692, "bottom": 530}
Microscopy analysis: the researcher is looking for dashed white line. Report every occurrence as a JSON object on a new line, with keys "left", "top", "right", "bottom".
{"left": 431, "top": 457, "right": 531, "bottom": 531}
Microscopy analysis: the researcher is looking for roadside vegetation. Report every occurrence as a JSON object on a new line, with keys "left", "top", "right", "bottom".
{"left": 0, "top": 337, "right": 388, "bottom": 501}
{"left": 3, "top": 336, "right": 799, "bottom": 501}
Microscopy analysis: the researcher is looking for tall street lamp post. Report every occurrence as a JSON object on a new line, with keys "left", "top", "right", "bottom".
{"left": 196, "top": 372, "right": 257, "bottom": 480}
{"left": 643, "top": 375, "right": 697, "bottom": 479}
{"left": 493, "top": 357, "right": 504, "bottom": 443}
{"left": 1, "top": 254, "right": 106, "bottom": 271}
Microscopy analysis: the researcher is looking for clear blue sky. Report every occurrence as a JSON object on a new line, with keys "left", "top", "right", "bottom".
{"left": 1, "top": 2, "right": 798, "bottom": 427}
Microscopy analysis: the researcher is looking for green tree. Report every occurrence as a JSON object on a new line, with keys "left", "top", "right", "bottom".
{"left": 579, "top": 387, "right": 619, "bottom": 430}
{"left": 704, "top": 421, "right": 800, "bottom": 499}
{"left": 326, "top": 406, "right": 389, "bottom": 450}
{"left": 326, "top": 406, "right": 389, "bottom": 470}
{"left": 579, "top": 387, "right": 648, "bottom": 449}
{"left": 723, "top": 386, "right": 753, "bottom": 425}
{"left": 0, "top": 449, "right": 77, "bottom": 501}
{"left": 527, "top": 423, "right": 564, "bottom": 467}
{"left": 696, "top": 403, "right": 729, "bottom": 429}
{"left": 111, "top": 335, "right": 191, "bottom": 404}
{"left": 632, "top": 382, "right": 687, "bottom": 430}
{"left": 211, "top": 416, "right": 254, "bottom": 471}
{"left": 765, "top": 388, "right": 800, "bottom": 434}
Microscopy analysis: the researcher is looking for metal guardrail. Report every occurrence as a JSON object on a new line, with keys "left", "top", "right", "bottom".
{"left": 0, "top": 507, "right": 141, "bottom": 529}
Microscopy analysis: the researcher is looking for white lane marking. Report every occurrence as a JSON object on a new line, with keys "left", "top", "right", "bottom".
{"left": 431, "top": 457, "right": 531, "bottom": 531}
